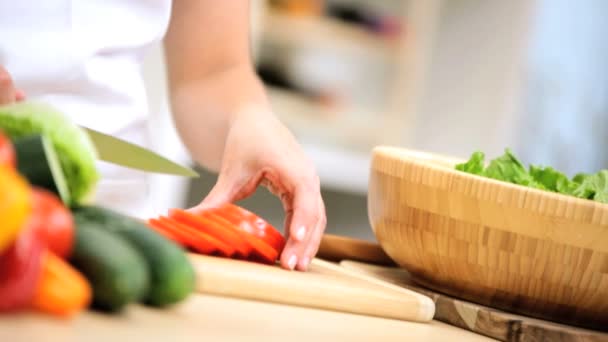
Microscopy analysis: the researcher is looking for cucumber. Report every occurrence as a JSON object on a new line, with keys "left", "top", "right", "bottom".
{"left": 73, "top": 205, "right": 196, "bottom": 307}
{"left": 70, "top": 223, "right": 150, "bottom": 312}
{"left": 13, "top": 134, "right": 71, "bottom": 204}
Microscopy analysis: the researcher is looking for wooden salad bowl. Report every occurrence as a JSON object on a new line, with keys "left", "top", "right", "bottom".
{"left": 367, "top": 146, "right": 608, "bottom": 331}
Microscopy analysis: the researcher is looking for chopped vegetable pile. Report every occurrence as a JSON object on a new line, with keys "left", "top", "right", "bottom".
{"left": 456, "top": 148, "right": 608, "bottom": 204}
{"left": 148, "top": 204, "right": 285, "bottom": 266}
{"left": 0, "top": 100, "right": 288, "bottom": 320}
{"left": 0, "top": 127, "right": 205, "bottom": 317}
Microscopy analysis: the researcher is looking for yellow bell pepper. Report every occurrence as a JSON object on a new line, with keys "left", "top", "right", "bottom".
{"left": 0, "top": 165, "right": 32, "bottom": 253}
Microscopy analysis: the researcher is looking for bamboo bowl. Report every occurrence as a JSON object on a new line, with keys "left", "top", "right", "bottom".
{"left": 368, "top": 146, "right": 608, "bottom": 331}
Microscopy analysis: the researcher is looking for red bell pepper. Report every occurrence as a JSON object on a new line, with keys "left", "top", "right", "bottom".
{"left": 0, "top": 224, "right": 45, "bottom": 312}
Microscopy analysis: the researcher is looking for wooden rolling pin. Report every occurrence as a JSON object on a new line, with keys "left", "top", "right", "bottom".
{"left": 189, "top": 254, "right": 435, "bottom": 323}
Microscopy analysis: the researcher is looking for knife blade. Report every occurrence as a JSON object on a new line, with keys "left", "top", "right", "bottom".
{"left": 83, "top": 127, "right": 199, "bottom": 178}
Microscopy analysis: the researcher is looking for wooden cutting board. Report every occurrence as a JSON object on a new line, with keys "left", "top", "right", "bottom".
{"left": 339, "top": 260, "right": 608, "bottom": 342}
{"left": 187, "top": 253, "right": 435, "bottom": 323}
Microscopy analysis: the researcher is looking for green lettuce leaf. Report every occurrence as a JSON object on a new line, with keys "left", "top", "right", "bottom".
{"left": 571, "top": 170, "right": 608, "bottom": 203}
{"left": 454, "top": 148, "right": 607, "bottom": 204}
{"left": 529, "top": 165, "right": 577, "bottom": 194}
{"left": 484, "top": 149, "right": 544, "bottom": 189}
{"left": 455, "top": 151, "right": 485, "bottom": 175}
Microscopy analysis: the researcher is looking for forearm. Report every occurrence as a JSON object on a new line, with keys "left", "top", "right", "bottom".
{"left": 168, "top": 63, "right": 270, "bottom": 172}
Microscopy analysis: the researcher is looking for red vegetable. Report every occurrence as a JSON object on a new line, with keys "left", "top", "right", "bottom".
{"left": 148, "top": 217, "right": 235, "bottom": 256}
{"left": 211, "top": 204, "right": 285, "bottom": 254}
{"left": 148, "top": 205, "right": 285, "bottom": 265}
{"left": 201, "top": 211, "right": 278, "bottom": 264}
{"left": 0, "top": 225, "right": 45, "bottom": 312}
{"left": 30, "top": 250, "right": 92, "bottom": 317}
{"left": 0, "top": 131, "right": 15, "bottom": 169}
{"left": 29, "top": 188, "right": 74, "bottom": 258}
{"left": 169, "top": 209, "right": 252, "bottom": 257}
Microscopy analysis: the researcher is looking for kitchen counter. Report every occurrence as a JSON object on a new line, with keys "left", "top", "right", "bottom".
{"left": 0, "top": 293, "right": 495, "bottom": 341}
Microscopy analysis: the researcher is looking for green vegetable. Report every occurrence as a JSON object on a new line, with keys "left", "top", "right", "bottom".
{"left": 528, "top": 165, "right": 573, "bottom": 193}
{"left": 483, "top": 149, "right": 544, "bottom": 189}
{"left": 12, "top": 134, "right": 71, "bottom": 204}
{"left": 70, "top": 223, "right": 150, "bottom": 312}
{"left": 456, "top": 149, "right": 608, "bottom": 204}
{"left": 571, "top": 170, "right": 608, "bottom": 203}
{"left": 73, "top": 205, "right": 196, "bottom": 307}
{"left": 0, "top": 101, "right": 99, "bottom": 205}
{"left": 455, "top": 151, "right": 485, "bottom": 175}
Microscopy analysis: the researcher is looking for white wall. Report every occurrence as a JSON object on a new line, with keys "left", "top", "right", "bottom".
{"left": 515, "top": 0, "right": 608, "bottom": 175}
{"left": 405, "top": 0, "right": 535, "bottom": 160}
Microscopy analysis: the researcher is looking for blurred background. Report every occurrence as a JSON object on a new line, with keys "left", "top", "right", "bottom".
{"left": 143, "top": 0, "right": 608, "bottom": 241}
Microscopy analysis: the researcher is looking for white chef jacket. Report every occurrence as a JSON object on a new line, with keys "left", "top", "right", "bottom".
{"left": 0, "top": 0, "right": 173, "bottom": 218}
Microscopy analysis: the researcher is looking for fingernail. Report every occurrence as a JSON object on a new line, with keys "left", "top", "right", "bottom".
{"left": 295, "top": 226, "right": 306, "bottom": 241}
{"left": 288, "top": 254, "right": 297, "bottom": 270}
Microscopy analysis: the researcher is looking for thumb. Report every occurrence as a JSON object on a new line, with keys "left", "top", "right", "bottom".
{"left": 188, "top": 169, "right": 252, "bottom": 214}
{"left": 188, "top": 178, "right": 234, "bottom": 215}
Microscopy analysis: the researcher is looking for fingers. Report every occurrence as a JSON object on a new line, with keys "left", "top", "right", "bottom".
{"left": 279, "top": 178, "right": 326, "bottom": 271}
{"left": 0, "top": 66, "right": 23, "bottom": 105}
{"left": 188, "top": 174, "right": 240, "bottom": 214}
{"left": 188, "top": 166, "right": 259, "bottom": 214}
{"left": 0, "top": 66, "right": 17, "bottom": 104}
{"left": 298, "top": 198, "right": 326, "bottom": 270}
{"left": 15, "top": 89, "right": 25, "bottom": 101}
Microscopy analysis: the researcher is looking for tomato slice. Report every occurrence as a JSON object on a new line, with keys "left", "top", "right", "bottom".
{"left": 0, "top": 131, "right": 15, "bottom": 169}
{"left": 202, "top": 212, "right": 278, "bottom": 265}
{"left": 169, "top": 209, "right": 252, "bottom": 257}
{"left": 29, "top": 188, "right": 74, "bottom": 259}
{"left": 159, "top": 216, "right": 236, "bottom": 257}
{"left": 147, "top": 219, "right": 188, "bottom": 245}
{"left": 0, "top": 224, "right": 45, "bottom": 312}
{"left": 150, "top": 216, "right": 236, "bottom": 257}
{"left": 213, "top": 204, "right": 285, "bottom": 253}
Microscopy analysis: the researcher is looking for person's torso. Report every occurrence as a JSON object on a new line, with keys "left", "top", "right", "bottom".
{"left": 0, "top": 0, "right": 172, "bottom": 134}
{"left": 0, "top": 1, "right": 173, "bottom": 218}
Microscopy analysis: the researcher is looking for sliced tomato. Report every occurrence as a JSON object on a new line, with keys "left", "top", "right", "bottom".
{"left": 203, "top": 212, "right": 279, "bottom": 265}
{"left": 159, "top": 216, "right": 236, "bottom": 257}
{"left": 0, "top": 131, "right": 15, "bottom": 169}
{"left": 29, "top": 188, "right": 74, "bottom": 259}
{"left": 149, "top": 217, "right": 215, "bottom": 255}
{"left": 169, "top": 209, "right": 252, "bottom": 257}
{"left": 0, "top": 224, "right": 45, "bottom": 312}
{"left": 150, "top": 216, "right": 235, "bottom": 257}
{"left": 147, "top": 218, "right": 186, "bottom": 244}
{"left": 213, "top": 204, "right": 285, "bottom": 253}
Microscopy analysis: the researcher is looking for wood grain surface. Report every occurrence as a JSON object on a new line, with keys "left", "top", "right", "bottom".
{"left": 368, "top": 146, "right": 608, "bottom": 330}
{"left": 340, "top": 260, "right": 608, "bottom": 342}
{"left": 188, "top": 254, "right": 435, "bottom": 323}
{"left": 317, "top": 233, "right": 397, "bottom": 266}
{"left": 0, "top": 294, "right": 495, "bottom": 342}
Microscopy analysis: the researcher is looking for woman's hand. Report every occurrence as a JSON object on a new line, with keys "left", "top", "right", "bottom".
{"left": 164, "top": 0, "right": 326, "bottom": 271}
{"left": 189, "top": 106, "right": 327, "bottom": 271}
{"left": 0, "top": 66, "right": 25, "bottom": 105}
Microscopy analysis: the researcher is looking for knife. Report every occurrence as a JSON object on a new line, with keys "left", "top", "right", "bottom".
{"left": 83, "top": 127, "right": 199, "bottom": 178}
